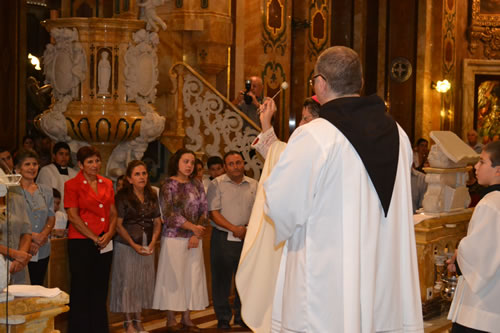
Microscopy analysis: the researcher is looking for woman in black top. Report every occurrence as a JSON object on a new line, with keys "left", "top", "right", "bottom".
{"left": 109, "top": 160, "right": 162, "bottom": 333}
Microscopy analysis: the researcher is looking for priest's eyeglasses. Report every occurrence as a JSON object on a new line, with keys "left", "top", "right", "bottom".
{"left": 309, "top": 74, "right": 325, "bottom": 86}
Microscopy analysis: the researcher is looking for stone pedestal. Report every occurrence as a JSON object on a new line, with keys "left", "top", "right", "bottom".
{"left": 0, "top": 292, "right": 69, "bottom": 333}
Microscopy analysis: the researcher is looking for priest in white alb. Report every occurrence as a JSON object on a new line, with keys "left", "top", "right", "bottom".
{"left": 262, "top": 46, "right": 424, "bottom": 332}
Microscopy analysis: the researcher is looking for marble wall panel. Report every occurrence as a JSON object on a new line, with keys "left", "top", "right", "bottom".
{"left": 415, "top": 0, "right": 444, "bottom": 143}
{"left": 235, "top": 0, "right": 292, "bottom": 140}
{"left": 290, "top": 0, "right": 330, "bottom": 134}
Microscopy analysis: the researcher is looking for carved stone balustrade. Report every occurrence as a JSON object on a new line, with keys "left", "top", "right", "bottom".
{"left": 167, "top": 62, "right": 262, "bottom": 179}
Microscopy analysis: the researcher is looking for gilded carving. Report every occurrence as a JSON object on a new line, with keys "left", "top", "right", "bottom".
{"left": 472, "top": 0, "right": 500, "bottom": 27}
{"left": 469, "top": 0, "right": 500, "bottom": 59}
{"left": 479, "top": 26, "right": 500, "bottom": 58}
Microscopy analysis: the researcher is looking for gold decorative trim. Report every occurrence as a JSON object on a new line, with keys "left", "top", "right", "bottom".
{"left": 470, "top": 26, "right": 500, "bottom": 59}
{"left": 472, "top": 0, "right": 500, "bottom": 27}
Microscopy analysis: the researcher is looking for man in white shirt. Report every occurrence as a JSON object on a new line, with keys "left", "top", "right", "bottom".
{"left": 263, "top": 46, "right": 424, "bottom": 332}
{"left": 37, "top": 142, "right": 77, "bottom": 212}
{"left": 207, "top": 151, "right": 257, "bottom": 329}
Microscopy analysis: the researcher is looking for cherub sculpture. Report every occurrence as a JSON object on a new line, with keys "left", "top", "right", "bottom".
{"left": 138, "top": 0, "right": 167, "bottom": 32}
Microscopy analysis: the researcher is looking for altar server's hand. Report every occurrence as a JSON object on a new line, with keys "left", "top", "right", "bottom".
{"left": 446, "top": 250, "right": 458, "bottom": 273}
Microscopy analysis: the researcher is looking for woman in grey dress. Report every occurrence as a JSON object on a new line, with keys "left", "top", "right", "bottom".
{"left": 14, "top": 150, "right": 55, "bottom": 285}
{"left": 110, "top": 160, "right": 161, "bottom": 333}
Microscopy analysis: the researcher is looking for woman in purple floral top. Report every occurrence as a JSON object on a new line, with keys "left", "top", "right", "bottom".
{"left": 153, "top": 148, "right": 209, "bottom": 332}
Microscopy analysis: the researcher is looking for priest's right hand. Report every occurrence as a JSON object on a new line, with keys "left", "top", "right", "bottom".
{"left": 259, "top": 98, "right": 276, "bottom": 132}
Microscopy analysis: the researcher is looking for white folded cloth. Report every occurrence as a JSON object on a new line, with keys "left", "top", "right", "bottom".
{"left": 3, "top": 285, "right": 62, "bottom": 298}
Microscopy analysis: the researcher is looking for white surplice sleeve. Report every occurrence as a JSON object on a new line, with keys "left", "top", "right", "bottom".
{"left": 457, "top": 199, "right": 500, "bottom": 294}
{"left": 36, "top": 164, "right": 56, "bottom": 189}
{"left": 252, "top": 127, "right": 279, "bottom": 158}
{"left": 263, "top": 122, "right": 329, "bottom": 245}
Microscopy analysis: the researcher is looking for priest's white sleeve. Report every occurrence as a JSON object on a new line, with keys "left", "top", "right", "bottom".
{"left": 263, "top": 123, "right": 327, "bottom": 245}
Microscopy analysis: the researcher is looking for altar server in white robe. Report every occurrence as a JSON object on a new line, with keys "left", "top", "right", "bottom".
{"left": 263, "top": 46, "right": 423, "bottom": 333}
{"left": 447, "top": 141, "right": 500, "bottom": 333}
{"left": 37, "top": 142, "right": 77, "bottom": 212}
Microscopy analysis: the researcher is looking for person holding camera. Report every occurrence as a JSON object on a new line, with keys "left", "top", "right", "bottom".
{"left": 232, "top": 76, "right": 263, "bottom": 128}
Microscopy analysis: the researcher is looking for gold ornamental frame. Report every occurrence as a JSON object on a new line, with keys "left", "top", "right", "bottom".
{"left": 472, "top": 0, "right": 500, "bottom": 27}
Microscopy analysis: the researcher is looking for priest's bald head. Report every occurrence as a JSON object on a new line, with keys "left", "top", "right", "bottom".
{"left": 313, "top": 46, "right": 364, "bottom": 105}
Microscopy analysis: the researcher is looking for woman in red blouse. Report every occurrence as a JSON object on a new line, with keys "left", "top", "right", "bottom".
{"left": 64, "top": 146, "right": 117, "bottom": 333}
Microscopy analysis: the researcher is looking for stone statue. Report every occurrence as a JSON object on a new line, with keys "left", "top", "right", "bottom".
{"left": 138, "top": 0, "right": 167, "bottom": 32}
{"left": 39, "top": 94, "right": 73, "bottom": 143}
{"left": 98, "top": 51, "right": 111, "bottom": 94}
{"left": 106, "top": 98, "right": 165, "bottom": 178}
